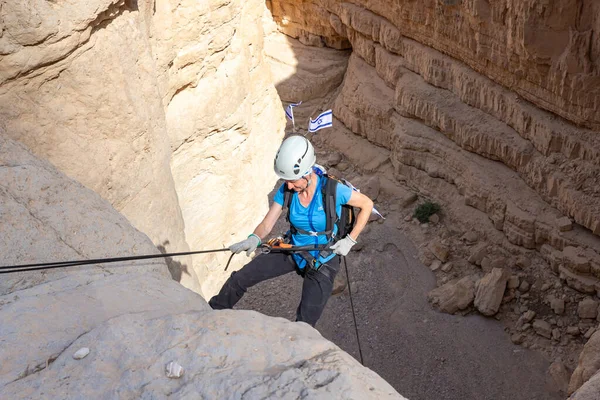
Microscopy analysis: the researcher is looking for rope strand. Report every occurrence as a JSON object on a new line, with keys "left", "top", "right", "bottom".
{"left": 343, "top": 255, "right": 364, "bottom": 365}
{"left": 0, "top": 248, "right": 231, "bottom": 274}
{"left": 0, "top": 244, "right": 329, "bottom": 274}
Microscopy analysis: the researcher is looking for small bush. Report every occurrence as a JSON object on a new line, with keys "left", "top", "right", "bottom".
{"left": 413, "top": 201, "right": 441, "bottom": 223}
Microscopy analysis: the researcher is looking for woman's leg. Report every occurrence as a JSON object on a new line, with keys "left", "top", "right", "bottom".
{"left": 209, "top": 252, "right": 296, "bottom": 310}
{"left": 295, "top": 256, "right": 340, "bottom": 327}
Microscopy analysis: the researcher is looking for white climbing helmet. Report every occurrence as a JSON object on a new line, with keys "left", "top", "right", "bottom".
{"left": 273, "top": 135, "right": 316, "bottom": 180}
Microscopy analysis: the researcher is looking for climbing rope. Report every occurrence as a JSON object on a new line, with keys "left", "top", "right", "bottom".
{"left": 1, "top": 244, "right": 330, "bottom": 274}
{"left": 0, "top": 248, "right": 231, "bottom": 275}
{"left": 3, "top": 241, "right": 366, "bottom": 365}
{"left": 343, "top": 255, "right": 364, "bottom": 365}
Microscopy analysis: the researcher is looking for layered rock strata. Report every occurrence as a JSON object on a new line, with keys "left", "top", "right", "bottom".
{"left": 270, "top": 0, "right": 600, "bottom": 305}
{"left": 270, "top": 0, "right": 600, "bottom": 130}
{"left": 267, "top": 0, "right": 600, "bottom": 395}
{"left": 0, "top": 135, "right": 403, "bottom": 399}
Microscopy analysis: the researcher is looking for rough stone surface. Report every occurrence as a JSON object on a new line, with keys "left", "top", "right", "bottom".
{"left": 0, "top": 136, "right": 403, "bottom": 399}
{"left": 468, "top": 243, "right": 488, "bottom": 266}
{"left": 474, "top": 268, "right": 510, "bottom": 316}
{"left": 569, "top": 331, "right": 600, "bottom": 395}
{"left": 0, "top": 0, "right": 199, "bottom": 291}
{"left": 428, "top": 275, "right": 476, "bottom": 314}
{"left": 578, "top": 298, "right": 600, "bottom": 319}
{"left": 551, "top": 298, "right": 566, "bottom": 315}
{"left": 558, "top": 217, "right": 574, "bottom": 232}
{"left": 508, "top": 276, "right": 520, "bottom": 290}
{"left": 522, "top": 310, "right": 537, "bottom": 324}
{"left": 533, "top": 319, "right": 553, "bottom": 339}
{"left": 547, "top": 359, "right": 571, "bottom": 395}
{"left": 151, "top": 0, "right": 286, "bottom": 297}
{"left": 570, "top": 370, "right": 600, "bottom": 400}
{"left": 271, "top": 0, "right": 600, "bottom": 131}
{"left": 428, "top": 239, "right": 450, "bottom": 263}
{"left": 0, "top": 0, "right": 287, "bottom": 297}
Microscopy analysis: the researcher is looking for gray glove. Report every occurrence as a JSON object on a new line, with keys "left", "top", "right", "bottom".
{"left": 229, "top": 234, "right": 261, "bottom": 256}
{"left": 329, "top": 235, "right": 357, "bottom": 256}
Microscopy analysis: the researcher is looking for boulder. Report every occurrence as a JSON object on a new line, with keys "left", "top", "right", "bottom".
{"left": 547, "top": 359, "right": 570, "bottom": 395}
{"left": 569, "top": 331, "right": 600, "bottom": 395}
{"left": 578, "top": 298, "right": 599, "bottom": 319}
{"left": 533, "top": 320, "right": 552, "bottom": 339}
{"left": 474, "top": 268, "right": 510, "bottom": 316}
{"left": 551, "top": 298, "right": 566, "bottom": 315}
{"left": 428, "top": 276, "right": 477, "bottom": 314}
{"left": 428, "top": 239, "right": 450, "bottom": 263}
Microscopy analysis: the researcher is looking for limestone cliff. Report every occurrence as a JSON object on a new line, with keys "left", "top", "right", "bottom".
{"left": 267, "top": 0, "right": 600, "bottom": 396}
{"left": 270, "top": 0, "right": 600, "bottom": 130}
{"left": 0, "top": 0, "right": 285, "bottom": 296}
{"left": 0, "top": 135, "right": 403, "bottom": 399}
{"left": 268, "top": 0, "right": 600, "bottom": 312}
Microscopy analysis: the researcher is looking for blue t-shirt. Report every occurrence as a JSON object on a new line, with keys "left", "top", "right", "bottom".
{"left": 274, "top": 175, "right": 353, "bottom": 269}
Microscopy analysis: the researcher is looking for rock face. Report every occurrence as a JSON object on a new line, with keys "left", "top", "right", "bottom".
{"left": 0, "top": 0, "right": 197, "bottom": 288}
{"left": 0, "top": 0, "right": 285, "bottom": 296}
{"left": 428, "top": 275, "right": 476, "bottom": 314}
{"left": 268, "top": 0, "right": 600, "bottom": 299}
{"left": 149, "top": 0, "right": 286, "bottom": 296}
{"left": 0, "top": 136, "right": 404, "bottom": 399}
{"left": 569, "top": 330, "right": 600, "bottom": 394}
{"left": 270, "top": 0, "right": 600, "bottom": 130}
{"left": 570, "top": 370, "right": 600, "bottom": 400}
{"left": 474, "top": 268, "right": 510, "bottom": 316}
{"left": 266, "top": 0, "right": 600, "bottom": 395}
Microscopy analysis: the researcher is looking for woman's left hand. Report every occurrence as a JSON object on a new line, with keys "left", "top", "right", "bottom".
{"left": 329, "top": 235, "right": 357, "bottom": 256}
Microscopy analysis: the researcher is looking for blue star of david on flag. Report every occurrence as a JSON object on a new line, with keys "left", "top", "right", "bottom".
{"left": 308, "top": 109, "right": 332, "bottom": 133}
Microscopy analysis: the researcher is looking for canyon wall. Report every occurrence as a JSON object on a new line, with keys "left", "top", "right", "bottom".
{"left": 0, "top": 135, "right": 403, "bottom": 399}
{"left": 267, "top": 0, "right": 600, "bottom": 396}
{"left": 0, "top": 0, "right": 285, "bottom": 296}
{"left": 269, "top": 0, "right": 600, "bottom": 305}
{"left": 271, "top": 0, "right": 600, "bottom": 130}
{"left": 148, "top": 0, "right": 285, "bottom": 296}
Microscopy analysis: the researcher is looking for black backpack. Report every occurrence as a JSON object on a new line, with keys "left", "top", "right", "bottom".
{"left": 283, "top": 174, "right": 356, "bottom": 242}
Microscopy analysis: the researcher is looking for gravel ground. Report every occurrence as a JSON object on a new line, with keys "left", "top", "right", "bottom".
{"left": 235, "top": 185, "right": 562, "bottom": 400}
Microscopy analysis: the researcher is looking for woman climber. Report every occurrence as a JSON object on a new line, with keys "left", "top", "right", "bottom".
{"left": 209, "top": 135, "right": 374, "bottom": 327}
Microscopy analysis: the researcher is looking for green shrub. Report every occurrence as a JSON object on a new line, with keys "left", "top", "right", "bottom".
{"left": 413, "top": 201, "right": 441, "bottom": 223}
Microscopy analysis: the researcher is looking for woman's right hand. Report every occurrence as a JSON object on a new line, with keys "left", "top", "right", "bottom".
{"left": 229, "top": 234, "right": 261, "bottom": 256}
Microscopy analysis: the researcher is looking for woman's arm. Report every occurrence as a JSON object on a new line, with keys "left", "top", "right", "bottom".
{"left": 346, "top": 190, "right": 374, "bottom": 241}
{"left": 252, "top": 202, "right": 283, "bottom": 240}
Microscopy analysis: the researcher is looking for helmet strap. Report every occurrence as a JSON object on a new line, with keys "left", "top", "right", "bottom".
{"left": 297, "top": 174, "right": 312, "bottom": 194}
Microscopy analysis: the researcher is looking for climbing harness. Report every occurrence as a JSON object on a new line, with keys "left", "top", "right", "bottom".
{"left": 0, "top": 248, "right": 232, "bottom": 275}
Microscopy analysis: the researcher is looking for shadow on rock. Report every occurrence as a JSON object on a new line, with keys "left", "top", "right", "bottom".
{"left": 157, "top": 241, "right": 190, "bottom": 283}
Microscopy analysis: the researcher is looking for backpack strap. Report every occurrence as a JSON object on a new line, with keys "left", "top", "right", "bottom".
{"left": 324, "top": 176, "right": 339, "bottom": 240}
{"left": 283, "top": 185, "right": 293, "bottom": 224}
{"left": 285, "top": 176, "right": 341, "bottom": 270}
{"left": 287, "top": 176, "right": 338, "bottom": 239}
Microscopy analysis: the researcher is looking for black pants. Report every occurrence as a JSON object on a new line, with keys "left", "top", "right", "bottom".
{"left": 208, "top": 252, "right": 340, "bottom": 327}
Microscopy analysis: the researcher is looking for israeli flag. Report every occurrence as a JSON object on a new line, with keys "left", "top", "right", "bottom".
{"left": 308, "top": 109, "right": 333, "bottom": 133}
{"left": 285, "top": 101, "right": 302, "bottom": 126}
